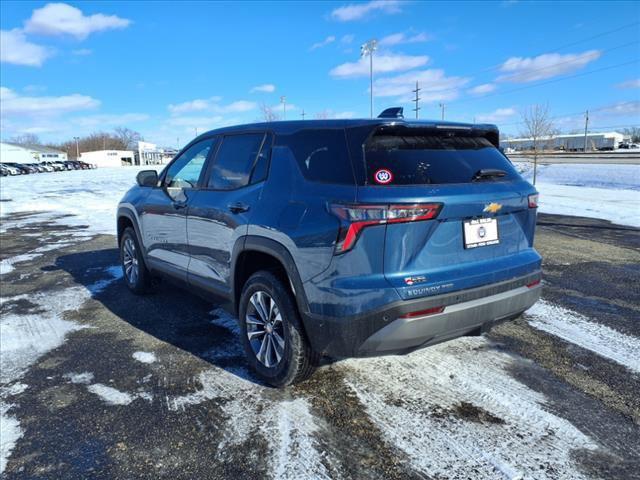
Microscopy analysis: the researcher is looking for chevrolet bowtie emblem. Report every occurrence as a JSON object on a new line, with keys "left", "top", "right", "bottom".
{"left": 483, "top": 202, "right": 502, "bottom": 214}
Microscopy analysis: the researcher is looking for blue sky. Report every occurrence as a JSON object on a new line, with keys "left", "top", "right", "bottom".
{"left": 1, "top": 0, "right": 639, "bottom": 147}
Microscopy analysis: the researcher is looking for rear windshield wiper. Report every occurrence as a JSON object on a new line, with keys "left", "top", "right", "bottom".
{"left": 472, "top": 168, "right": 507, "bottom": 181}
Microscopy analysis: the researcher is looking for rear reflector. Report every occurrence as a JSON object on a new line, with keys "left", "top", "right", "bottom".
{"left": 330, "top": 203, "right": 442, "bottom": 253}
{"left": 527, "top": 279, "right": 541, "bottom": 288}
{"left": 400, "top": 306, "right": 445, "bottom": 319}
{"left": 528, "top": 194, "right": 539, "bottom": 208}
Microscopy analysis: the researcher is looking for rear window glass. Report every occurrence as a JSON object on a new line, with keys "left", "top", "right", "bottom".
{"left": 277, "top": 129, "right": 354, "bottom": 184}
{"left": 364, "top": 131, "right": 519, "bottom": 185}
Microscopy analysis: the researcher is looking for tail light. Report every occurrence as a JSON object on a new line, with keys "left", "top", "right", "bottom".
{"left": 329, "top": 203, "right": 442, "bottom": 253}
{"left": 527, "top": 279, "right": 541, "bottom": 288}
{"left": 528, "top": 194, "right": 539, "bottom": 208}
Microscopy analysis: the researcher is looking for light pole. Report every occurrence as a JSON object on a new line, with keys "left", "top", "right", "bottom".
{"left": 361, "top": 39, "right": 378, "bottom": 118}
{"left": 280, "top": 96, "right": 287, "bottom": 120}
{"left": 73, "top": 136, "right": 79, "bottom": 159}
{"left": 439, "top": 103, "right": 446, "bottom": 121}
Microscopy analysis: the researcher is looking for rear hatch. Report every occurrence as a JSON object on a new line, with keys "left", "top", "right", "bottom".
{"left": 346, "top": 123, "right": 540, "bottom": 300}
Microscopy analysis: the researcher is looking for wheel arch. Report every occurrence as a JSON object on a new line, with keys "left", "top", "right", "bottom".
{"left": 231, "top": 236, "right": 310, "bottom": 320}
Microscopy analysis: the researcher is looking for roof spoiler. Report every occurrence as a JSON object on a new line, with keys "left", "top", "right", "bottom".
{"left": 378, "top": 107, "right": 404, "bottom": 119}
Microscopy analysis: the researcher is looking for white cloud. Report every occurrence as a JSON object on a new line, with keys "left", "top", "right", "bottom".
{"left": 616, "top": 78, "right": 640, "bottom": 89}
{"left": 379, "top": 32, "right": 431, "bottom": 46}
{"left": 250, "top": 84, "right": 276, "bottom": 93}
{"left": 0, "top": 86, "right": 100, "bottom": 116}
{"left": 0, "top": 29, "right": 52, "bottom": 67}
{"left": 330, "top": 53, "right": 429, "bottom": 78}
{"left": 168, "top": 97, "right": 256, "bottom": 115}
{"left": 597, "top": 100, "right": 640, "bottom": 116}
{"left": 468, "top": 83, "right": 496, "bottom": 95}
{"left": 341, "top": 34, "right": 355, "bottom": 44}
{"left": 72, "top": 48, "right": 92, "bottom": 56}
{"left": 497, "top": 50, "right": 601, "bottom": 83}
{"left": 476, "top": 107, "right": 517, "bottom": 123}
{"left": 331, "top": 0, "right": 401, "bottom": 21}
{"left": 372, "top": 69, "right": 470, "bottom": 100}
{"left": 334, "top": 111, "right": 357, "bottom": 119}
{"left": 310, "top": 35, "right": 336, "bottom": 50}
{"left": 24, "top": 2, "right": 131, "bottom": 40}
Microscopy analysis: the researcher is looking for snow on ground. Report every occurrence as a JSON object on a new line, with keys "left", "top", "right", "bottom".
{"left": 516, "top": 163, "right": 640, "bottom": 227}
{"left": 526, "top": 300, "right": 640, "bottom": 373}
{"left": 0, "top": 267, "right": 122, "bottom": 474}
{"left": 340, "top": 337, "right": 598, "bottom": 479}
{"left": 132, "top": 351, "right": 157, "bottom": 364}
{"left": 0, "top": 166, "right": 161, "bottom": 235}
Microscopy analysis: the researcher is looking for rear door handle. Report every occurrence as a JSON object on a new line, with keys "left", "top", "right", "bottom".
{"left": 228, "top": 202, "right": 250, "bottom": 214}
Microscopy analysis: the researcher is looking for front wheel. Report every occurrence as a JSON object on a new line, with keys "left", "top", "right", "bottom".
{"left": 238, "top": 271, "right": 316, "bottom": 387}
{"left": 120, "top": 227, "right": 152, "bottom": 294}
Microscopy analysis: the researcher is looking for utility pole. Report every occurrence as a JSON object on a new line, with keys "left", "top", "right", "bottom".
{"left": 280, "top": 96, "right": 287, "bottom": 120}
{"left": 301, "top": 109, "right": 306, "bottom": 120}
{"left": 439, "top": 103, "right": 446, "bottom": 121}
{"left": 412, "top": 81, "right": 421, "bottom": 119}
{"left": 73, "top": 136, "right": 79, "bottom": 159}
{"left": 177, "top": 137, "right": 179, "bottom": 149}
{"left": 195, "top": 127, "right": 198, "bottom": 137}
{"left": 583, "top": 110, "right": 589, "bottom": 152}
{"left": 361, "top": 39, "right": 378, "bottom": 118}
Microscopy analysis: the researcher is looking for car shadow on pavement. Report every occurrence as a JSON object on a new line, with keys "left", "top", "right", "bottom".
{"left": 53, "top": 246, "right": 266, "bottom": 387}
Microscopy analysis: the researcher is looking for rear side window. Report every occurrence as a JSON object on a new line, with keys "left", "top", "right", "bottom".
{"left": 364, "top": 130, "right": 519, "bottom": 185}
{"left": 208, "top": 133, "right": 265, "bottom": 190}
{"left": 277, "top": 129, "right": 354, "bottom": 184}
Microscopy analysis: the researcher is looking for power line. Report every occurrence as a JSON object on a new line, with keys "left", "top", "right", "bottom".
{"left": 454, "top": 59, "right": 640, "bottom": 105}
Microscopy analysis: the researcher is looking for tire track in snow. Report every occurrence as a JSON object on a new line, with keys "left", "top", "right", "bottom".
{"left": 339, "top": 337, "right": 600, "bottom": 479}
{"left": 165, "top": 308, "right": 334, "bottom": 480}
{"left": 0, "top": 265, "right": 121, "bottom": 474}
{"left": 525, "top": 300, "right": 640, "bottom": 373}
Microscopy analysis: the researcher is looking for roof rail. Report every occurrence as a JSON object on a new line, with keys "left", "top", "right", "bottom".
{"left": 378, "top": 107, "right": 404, "bottom": 119}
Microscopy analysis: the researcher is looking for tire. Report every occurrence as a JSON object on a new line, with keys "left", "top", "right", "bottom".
{"left": 238, "top": 271, "right": 316, "bottom": 387}
{"left": 120, "top": 227, "right": 152, "bottom": 294}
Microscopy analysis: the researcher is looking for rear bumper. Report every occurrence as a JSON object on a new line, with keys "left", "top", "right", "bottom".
{"left": 301, "top": 271, "right": 541, "bottom": 357}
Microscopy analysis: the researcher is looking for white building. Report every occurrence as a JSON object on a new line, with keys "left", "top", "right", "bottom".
{"left": 1, "top": 142, "right": 68, "bottom": 163}
{"left": 501, "top": 132, "right": 625, "bottom": 151}
{"left": 137, "top": 141, "right": 165, "bottom": 165}
{"left": 80, "top": 150, "right": 135, "bottom": 168}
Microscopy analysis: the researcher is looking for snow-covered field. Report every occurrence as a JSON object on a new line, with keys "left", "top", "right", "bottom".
{"left": 0, "top": 166, "right": 161, "bottom": 236}
{"left": 516, "top": 163, "right": 640, "bottom": 227}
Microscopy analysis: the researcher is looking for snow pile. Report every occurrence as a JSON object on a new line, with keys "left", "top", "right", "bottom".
{"left": 526, "top": 300, "right": 640, "bottom": 373}
{"left": 516, "top": 163, "right": 640, "bottom": 227}
{"left": 0, "top": 166, "right": 160, "bottom": 235}
{"left": 132, "top": 351, "right": 157, "bottom": 364}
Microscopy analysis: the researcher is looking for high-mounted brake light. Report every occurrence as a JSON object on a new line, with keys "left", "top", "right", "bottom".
{"left": 528, "top": 194, "right": 539, "bottom": 208}
{"left": 330, "top": 203, "right": 442, "bottom": 253}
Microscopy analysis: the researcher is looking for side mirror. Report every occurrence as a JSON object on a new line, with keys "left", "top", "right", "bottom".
{"left": 136, "top": 170, "right": 158, "bottom": 187}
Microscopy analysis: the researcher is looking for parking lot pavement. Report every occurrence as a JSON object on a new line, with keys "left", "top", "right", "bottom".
{"left": 1, "top": 212, "right": 639, "bottom": 479}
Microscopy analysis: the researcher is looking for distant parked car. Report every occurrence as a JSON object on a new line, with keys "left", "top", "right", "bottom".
{"left": 6, "top": 163, "right": 31, "bottom": 174}
{"left": 38, "top": 163, "right": 55, "bottom": 172}
{"left": 0, "top": 166, "right": 8, "bottom": 176}
{"left": 1, "top": 163, "right": 22, "bottom": 175}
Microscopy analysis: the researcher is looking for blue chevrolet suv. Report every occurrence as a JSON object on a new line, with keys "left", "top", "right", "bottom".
{"left": 117, "top": 110, "right": 542, "bottom": 386}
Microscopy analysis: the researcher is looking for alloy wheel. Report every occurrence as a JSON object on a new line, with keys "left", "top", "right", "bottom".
{"left": 122, "top": 237, "right": 139, "bottom": 286}
{"left": 245, "top": 291, "right": 285, "bottom": 368}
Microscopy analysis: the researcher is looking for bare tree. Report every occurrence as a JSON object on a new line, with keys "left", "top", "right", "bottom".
{"left": 520, "top": 104, "right": 554, "bottom": 185}
{"left": 622, "top": 127, "right": 640, "bottom": 143}
{"left": 260, "top": 103, "right": 279, "bottom": 122}
{"left": 114, "top": 127, "right": 144, "bottom": 150}
{"left": 8, "top": 133, "right": 41, "bottom": 146}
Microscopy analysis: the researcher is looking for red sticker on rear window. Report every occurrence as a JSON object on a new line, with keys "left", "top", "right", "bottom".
{"left": 374, "top": 169, "right": 393, "bottom": 184}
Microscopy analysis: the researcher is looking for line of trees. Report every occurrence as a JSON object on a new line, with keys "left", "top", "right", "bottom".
{"left": 7, "top": 127, "right": 144, "bottom": 159}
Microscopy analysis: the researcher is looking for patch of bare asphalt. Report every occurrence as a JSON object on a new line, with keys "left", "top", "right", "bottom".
{"left": 295, "top": 366, "right": 426, "bottom": 480}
